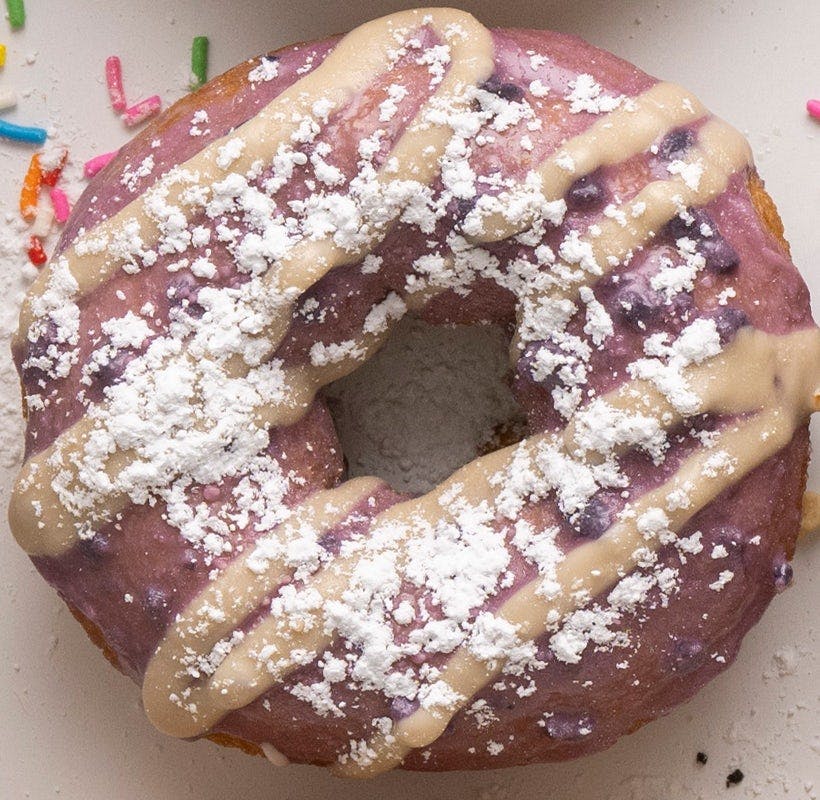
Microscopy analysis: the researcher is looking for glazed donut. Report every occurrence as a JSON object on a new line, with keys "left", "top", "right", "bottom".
{"left": 10, "top": 7, "right": 820, "bottom": 776}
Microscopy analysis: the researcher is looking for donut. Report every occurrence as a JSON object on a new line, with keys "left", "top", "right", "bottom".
{"left": 9, "top": 7, "right": 820, "bottom": 776}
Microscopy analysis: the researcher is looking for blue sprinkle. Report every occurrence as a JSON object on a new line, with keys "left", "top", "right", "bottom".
{"left": 0, "top": 119, "right": 48, "bottom": 144}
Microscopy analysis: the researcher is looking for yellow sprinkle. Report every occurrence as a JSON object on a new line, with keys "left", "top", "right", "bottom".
{"left": 0, "top": 44, "right": 6, "bottom": 69}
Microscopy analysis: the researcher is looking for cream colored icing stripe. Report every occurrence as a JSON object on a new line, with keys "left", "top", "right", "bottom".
{"left": 334, "top": 330, "right": 819, "bottom": 777}
{"left": 470, "top": 81, "right": 707, "bottom": 243}
{"left": 335, "top": 405, "right": 799, "bottom": 776}
{"left": 141, "top": 329, "right": 820, "bottom": 745}
{"left": 10, "top": 112, "right": 752, "bottom": 559}
{"left": 11, "top": 321, "right": 400, "bottom": 557}
{"left": 141, "top": 477, "right": 383, "bottom": 737}
{"left": 15, "top": 7, "right": 495, "bottom": 347}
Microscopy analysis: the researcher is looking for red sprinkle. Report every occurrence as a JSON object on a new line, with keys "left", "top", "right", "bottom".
{"left": 41, "top": 149, "right": 68, "bottom": 187}
{"left": 27, "top": 235, "right": 47, "bottom": 267}
{"left": 49, "top": 187, "right": 70, "bottom": 223}
{"left": 83, "top": 149, "right": 118, "bottom": 178}
{"left": 122, "top": 94, "right": 162, "bottom": 127}
{"left": 105, "top": 55, "right": 127, "bottom": 112}
{"left": 807, "top": 99, "right": 820, "bottom": 121}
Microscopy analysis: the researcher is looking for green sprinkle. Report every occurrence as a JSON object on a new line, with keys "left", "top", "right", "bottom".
{"left": 6, "top": 0, "right": 25, "bottom": 30}
{"left": 190, "top": 35, "right": 209, "bottom": 90}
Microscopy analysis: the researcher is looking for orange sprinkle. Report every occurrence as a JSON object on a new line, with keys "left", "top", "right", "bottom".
{"left": 19, "top": 153, "right": 42, "bottom": 220}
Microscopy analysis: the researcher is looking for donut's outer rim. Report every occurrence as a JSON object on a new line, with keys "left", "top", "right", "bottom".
{"left": 24, "top": 20, "right": 805, "bottom": 768}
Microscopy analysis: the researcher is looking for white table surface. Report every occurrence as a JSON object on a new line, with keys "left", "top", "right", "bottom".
{"left": 0, "top": 1, "right": 817, "bottom": 798}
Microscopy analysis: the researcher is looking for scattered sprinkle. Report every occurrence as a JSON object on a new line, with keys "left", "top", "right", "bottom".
{"left": 0, "top": 118, "right": 47, "bottom": 144}
{"left": 0, "top": 85, "right": 16, "bottom": 110}
{"left": 5, "top": 0, "right": 25, "bottom": 31}
{"left": 0, "top": 43, "right": 6, "bottom": 68}
{"left": 83, "top": 149, "right": 118, "bottom": 178}
{"left": 26, "top": 234, "right": 46, "bottom": 266}
{"left": 122, "top": 94, "right": 162, "bottom": 127}
{"left": 41, "top": 149, "right": 67, "bottom": 186}
{"left": 105, "top": 55, "right": 127, "bottom": 112}
{"left": 807, "top": 99, "right": 820, "bottom": 121}
{"left": 726, "top": 768, "right": 744, "bottom": 787}
{"left": 19, "top": 153, "right": 41, "bottom": 220}
{"left": 190, "top": 35, "right": 209, "bottom": 90}
{"left": 49, "top": 187, "right": 70, "bottom": 223}
{"left": 696, "top": 751, "right": 708, "bottom": 765}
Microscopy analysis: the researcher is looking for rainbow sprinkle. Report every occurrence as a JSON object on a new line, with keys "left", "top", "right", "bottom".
{"left": 19, "top": 153, "right": 41, "bottom": 219}
{"left": 0, "top": 118, "right": 47, "bottom": 144}
{"left": 49, "top": 187, "right": 70, "bottom": 223}
{"left": 190, "top": 36, "right": 209, "bottom": 90}
{"left": 122, "top": 94, "right": 162, "bottom": 127}
{"left": 41, "top": 149, "right": 67, "bottom": 186}
{"left": 27, "top": 235, "right": 46, "bottom": 267}
{"left": 105, "top": 55, "right": 127, "bottom": 112}
{"left": 83, "top": 149, "right": 118, "bottom": 178}
{"left": 0, "top": 86, "right": 16, "bottom": 110}
{"left": 807, "top": 99, "right": 820, "bottom": 121}
{"left": 0, "top": 43, "right": 6, "bottom": 67}
{"left": 5, "top": 0, "right": 24, "bottom": 30}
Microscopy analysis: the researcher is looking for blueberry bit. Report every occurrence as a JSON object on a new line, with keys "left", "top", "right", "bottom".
{"left": 696, "top": 751, "right": 708, "bottom": 765}
{"left": 80, "top": 532, "right": 112, "bottom": 560}
{"left": 93, "top": 349, "right": 135, "bottom": 388}
{"left": 665, "top": 208, "right": 712, "bottom": 241}
{"left": 453, "top": 196, "right": 478, "bottom": 229}
{"left": 566, "top": 171, "right": 606, "bottom": 211}
{"left": 711, "top": 307, "right": 749, "bottom": 344}
{"left": 658, "top": 127, "right": 696, "bottom": 160}
{"left": 700, "top": 236, "right": 740, "bottom": 274}
{"left": 616, "top": 284, "right": 665, "bottom": 328}
{"left": 726, "top": 768, "right": 744, "bottom": 787}
{"left": 390, "top": 696, "right": 418, "bottom": 720}
{"left": 672, "top": 636, "right": 705, "bottom": 670}
{"left": 167, "top": 273, "right": 205, "bottom": 317}
{"left": 773, "top": 558, "right": 794, "bottom": 593}
{"left": 480, "top": 75, "right": 524, "bottom": 102}
{"left": 574, "top": 491, "right": 620, "bottom": 539}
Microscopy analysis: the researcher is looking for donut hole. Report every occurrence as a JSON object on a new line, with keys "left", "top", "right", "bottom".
{"left": 323, "top": 316, "right": 525, "bottom": 495}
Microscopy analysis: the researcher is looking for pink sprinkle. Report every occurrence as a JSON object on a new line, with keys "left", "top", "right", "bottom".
{"left": 49, "top": 188, "right": 70, "bottom": 223}
{"left": 807, "top": 99, "right": 820, "bottom": 121}
{"left": 83, "top": 150, "right": 118, "bottom": 178}
{"left": 105, "top": 56, "right": 127, "bottom": 112}
{"left": 122, "top": 94, "right": 162, "bottom": 127}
